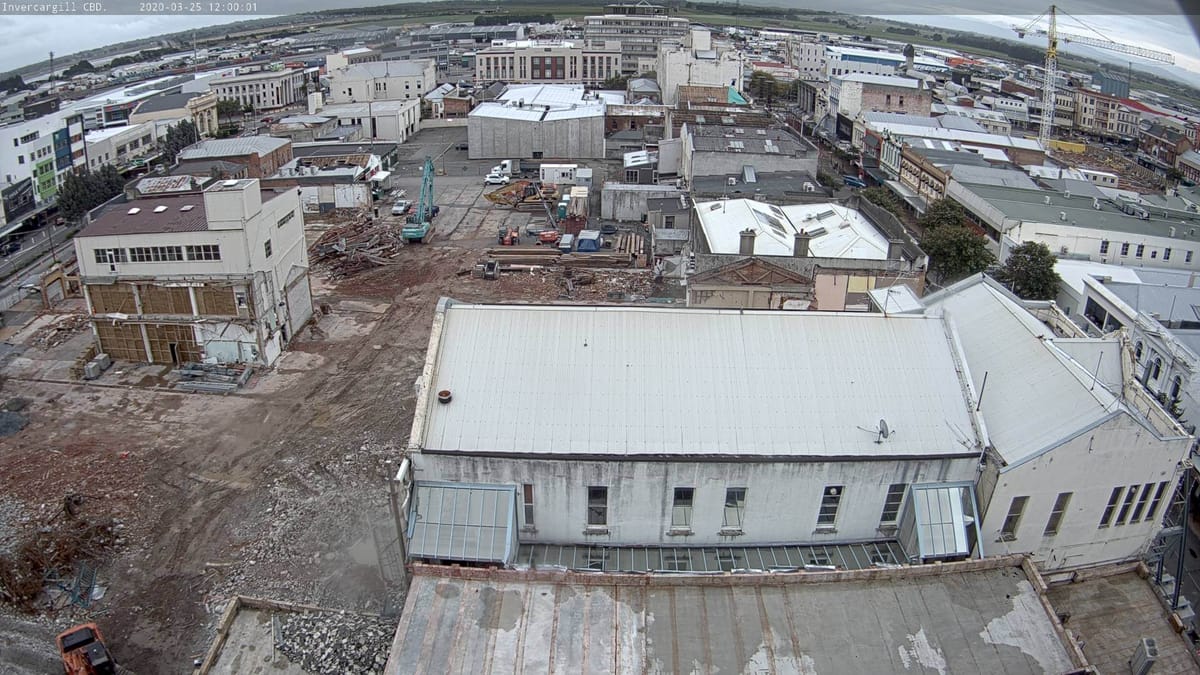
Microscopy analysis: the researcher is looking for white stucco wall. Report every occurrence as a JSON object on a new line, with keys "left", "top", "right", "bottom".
{"left": 979, "top": 413, "right": 1189, "bottom": 570}
{"left": 414, "top": 453, "right": 979, "bottom": 547}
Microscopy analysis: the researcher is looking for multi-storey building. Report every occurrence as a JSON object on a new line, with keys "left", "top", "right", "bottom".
{"left": 208, "top": 68, "right": 307, "bottom": 111}
{"left": 829, "top": 73, "right": 931, "bottom": 119}
{"left": 326, "top": 60, "right": 437, "bottom": 103}
{"left": 655, "top": 29, "right": 744, "bottom": 106}
{"left": 1074, "top": 89, "right": 1139, "bottom": 140}
{"left": 474, "top": 40, "right": 623, "bottom": 86}
{"left": 582, "top": 2, "right": 689, "bottom": 75}
{"left": 325, "top": 46, "right": 382, "bottom": 71}
{"left": 74, "top": 178, "right": 311, "bottom": 366}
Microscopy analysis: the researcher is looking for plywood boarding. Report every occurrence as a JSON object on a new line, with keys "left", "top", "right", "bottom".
{"left": 87, "top": 284, "right": 136, "bottom": 314}
{"left": 139, "top": 285, "right": 192, "bottom": 315}
{"left": 195, "top": 286, "right": 238, "bottom": 317}
{"left": 145, "top": 324, "right": 201, "bottom": 364}
{"left": 95, "top": 322, "right": 146, "bottom": 362}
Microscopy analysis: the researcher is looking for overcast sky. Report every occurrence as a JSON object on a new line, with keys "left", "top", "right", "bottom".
{"left": 0, "top": 3, "right": 1197, "bottom": 85}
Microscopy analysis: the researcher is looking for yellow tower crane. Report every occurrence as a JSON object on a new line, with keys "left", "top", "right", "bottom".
{"left": 1014, "top": 5, "right": 1174, "bottom": 146}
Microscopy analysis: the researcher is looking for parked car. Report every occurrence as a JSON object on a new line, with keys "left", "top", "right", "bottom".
{"left": 484, "top": 173, "right": 510, "bottom": 185}
{"left": 454, "top": 142, "right": 469, "bottom": 151}
{"left": 842, "top": 175, "right": 867, "bottom": 188}
{"left": 391, "top": 200, "right": 413, "bottom": 216}
{"left": 0, "top": 241, "right": 20, "bottom": 257}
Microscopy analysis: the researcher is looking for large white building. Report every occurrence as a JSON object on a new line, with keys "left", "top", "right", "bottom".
{"left": 582, "top": 2, "right": 689, "bottom": 74}
{"left": 467, "top": 85, "right": 615, "bottom": 160}
{"left": 924, "top": 276, "right": 1190, "bottom": 569}
{"left": 398, "top": 283, "right": 1190, "bottom": 571}
{"left": 824, "top": 45, "right": 947, "bottom": 79}
{"left": 310, "top": 98, "right": 422, "bottom": 143}
{"left": 325, "top": 60, "right": 436, "bottom": 103}
{"left": 74, "top": 179, "right": 312, "bottom": 366}
{"left": 655, "top": 28, "right": 744, "bottom": 106}
{"left": 474, "top": 39, "right": 623, "bottom": 87}
{"left": 81, "top": 121, "right": 164, "bottom": 171}
{"left": 208, "top": 68, "right": 307, "bottom": 111}
{"left": 946, "top": 182, "right": 1200, "bottom": 267}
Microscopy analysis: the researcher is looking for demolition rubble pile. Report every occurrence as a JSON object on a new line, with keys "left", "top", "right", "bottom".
{"left": 309, "top": 212, "right": 405, "bottom": 280}
{"left": 277, "top": 610, "right": 396, "bottom": 673}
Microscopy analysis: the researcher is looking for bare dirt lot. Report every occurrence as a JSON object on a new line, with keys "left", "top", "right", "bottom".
{"left": 0, "top": 173, "right": 658, "bottom": 673}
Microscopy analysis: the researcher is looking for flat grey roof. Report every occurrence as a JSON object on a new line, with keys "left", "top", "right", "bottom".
{"left": 420, "top": 303, "right": 981, "bottom": 459}
{"left": 134, "top": 91, "right": 200, "bottom": 114}
{"left": 384, "top": 562, "right": 1076, "bottom": 674}
{"left": 959, "top": 183, "right": 1200, "bottom": 241}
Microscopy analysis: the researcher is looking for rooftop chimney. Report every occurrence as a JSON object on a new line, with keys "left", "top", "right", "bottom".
{"left": 887, "top": 239, "right": 904, "bottom": 260}
{"left": 793, "top": 231, "right": 812, "bottom": 257}
{"left": 739, "top": 228, "right": 756, "bottom": 256}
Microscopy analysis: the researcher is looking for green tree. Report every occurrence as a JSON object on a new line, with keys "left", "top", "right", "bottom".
{"left": 917, "top": 198, "right": 966, "bottom": 232}
{"left": 57, "top": 166, "right": 125, "bottom": 222}
{"left": 0, "top": 73, "right": 31, "bottom": 91}
{"left": 601, "top": 73, "right": 630, "bottom": 90}
{"left": 62, "top": 60, "right": 96, "bottom": 78}
{"left": 860, "top": 187, "right": 904, "bottom": 219}
{"left": 216, "top": 98, "right": 242, "bottom": 126}
{"left": 994, "top": 241, "right": 1061, "bottom": 300}
{"left": 922, "top": 225, "right": 996, "bottom": 284}
{"left": 747, "top": 70, "right": 778, "bottom": 105}
{"left": 161, "top": 119, "right": 199, "bottom": 163}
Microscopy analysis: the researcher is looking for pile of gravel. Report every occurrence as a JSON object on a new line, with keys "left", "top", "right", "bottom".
{"left": 277, "top": 611, "right": 395, "bottom": 674}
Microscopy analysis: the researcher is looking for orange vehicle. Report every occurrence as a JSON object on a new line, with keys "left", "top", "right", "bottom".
{"left": 537, "top": 229, "right": 562, "bottom": 245}
{"left": 57, "top": 623, "right": 116, "bottom": 675}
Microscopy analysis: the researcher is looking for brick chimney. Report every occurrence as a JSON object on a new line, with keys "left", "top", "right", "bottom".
{"left": 739, "top": 228, "right": 756, "bottom": 256}
{"left": 793, "top": 231, "right": 812, "bottom": 257}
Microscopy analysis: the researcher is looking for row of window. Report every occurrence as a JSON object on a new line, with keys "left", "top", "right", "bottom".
{"left": 1100, "top": 240, "right": 1195, "bottom": 263}
{"left": 533, "top": 483, "right": 912, "bottom": 533}
{"left": 998, "top": 481, "right": 1171, "bottom": 540}
{"left": 93, "top": 245, "right": 221, "bottom": 264}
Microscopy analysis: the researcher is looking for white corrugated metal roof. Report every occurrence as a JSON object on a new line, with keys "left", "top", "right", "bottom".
{"left": 695, "top": 199, "right": 890, "bottom": 260}
{"left": 421, "top": 304, "right": 982, "bottom": 458}
{"left": 923, "top": 276, "right": 1120, "bottom": 467}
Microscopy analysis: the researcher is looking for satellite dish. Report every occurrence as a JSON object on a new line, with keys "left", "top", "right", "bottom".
{"left": 876, "top": 419, "right": 890, "bottom": 444}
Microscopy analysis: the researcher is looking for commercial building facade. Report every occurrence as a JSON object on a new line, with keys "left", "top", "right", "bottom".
{"left": 208, "top": 69, "right": 307, "bottom": 111}
{"left": 582, "top": 3, "right": 689, "bottom": 74}
{"left": 74, "top": 179, "right": 311, "bottom": 366}
{"left": 326, "top": 60, "right": 436, "bottom": 103}
{"left": 474, "top": 40, "right": 623, "bottom": 87}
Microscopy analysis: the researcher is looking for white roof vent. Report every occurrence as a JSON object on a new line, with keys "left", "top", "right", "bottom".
{"left": 180, "top": 204, "right": 195, "bottom": 211}
{"left": 223, "top": 179, "right": 239, "bottom": 187}
{"left": 127, "top": 207, "right": 141, "bottom": 214}
{"left": 153, "top": 205, "right": 168, "bottom": 213}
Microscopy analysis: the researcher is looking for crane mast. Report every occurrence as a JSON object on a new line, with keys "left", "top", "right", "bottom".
{"left": 1040, "top": 5, "right": 1058, "bottom": 147}
{"left": 1015, "top": 5, "right": 1175, "bottom": 145}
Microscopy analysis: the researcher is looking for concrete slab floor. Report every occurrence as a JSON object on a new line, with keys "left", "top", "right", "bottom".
{"left": 1047, "top": 572, "right": 1200, "bottom": 674}
{"left": 208, "top": 608, "right": 306, "bottom": 675}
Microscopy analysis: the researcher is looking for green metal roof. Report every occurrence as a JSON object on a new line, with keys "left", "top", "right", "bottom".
{"left": 727, "top": 87, "right": 747, "bottom": 105}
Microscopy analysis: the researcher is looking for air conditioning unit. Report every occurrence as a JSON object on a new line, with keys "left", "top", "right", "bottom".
{"left": 1130, "top": 638, "right": 1158, "bottom": 675}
